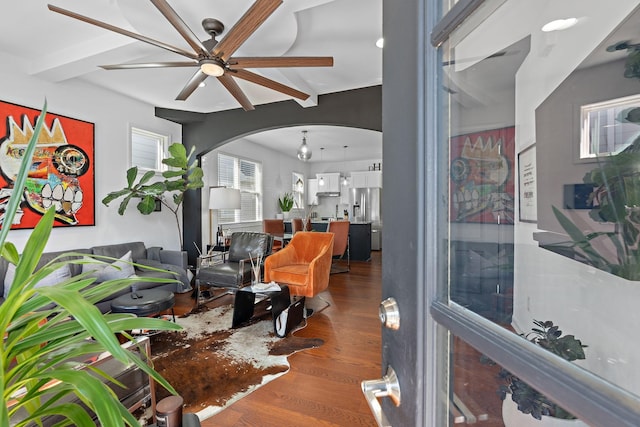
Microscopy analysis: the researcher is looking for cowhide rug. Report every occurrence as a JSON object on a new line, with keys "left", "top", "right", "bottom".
{"left": 148, "top": 301, "right": 323, "bottom": 421}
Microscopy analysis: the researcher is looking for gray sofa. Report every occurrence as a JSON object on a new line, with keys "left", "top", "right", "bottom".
{"left": 0, "top": 241, "right": 191, "bottom": 313}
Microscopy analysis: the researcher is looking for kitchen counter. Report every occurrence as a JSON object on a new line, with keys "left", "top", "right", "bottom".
{"left": 283, "top": 220, "right": 371, "bottom": 261}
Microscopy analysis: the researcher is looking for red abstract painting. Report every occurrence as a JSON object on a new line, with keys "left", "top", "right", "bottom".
{"left": 449, "top": 126, "right": 515, "bottom": 224}
{"left": 0, "top": 100, "right": 95, "bottom": 229}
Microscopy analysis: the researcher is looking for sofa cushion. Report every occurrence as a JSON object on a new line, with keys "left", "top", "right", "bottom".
{"left": 3, "top": 263, "right": 72, "bottom": 299}
{"left": 97, "top": 251, "right": 135, "bottom": 282}
{"left": 81, "top": 257, "right": 108, "bottom": 278}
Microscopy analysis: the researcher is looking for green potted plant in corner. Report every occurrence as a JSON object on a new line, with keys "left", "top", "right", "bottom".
{"left": 1, "top": 102, "right": 182, "bottom": 426}
{"left": 102, "top": 143, "right": 204, "bottom": 249}
{"left": 485, "top": 320, "right": 588, "bottom": 426}
{"left": 278, "top": 192, "right": 295, "bottom": 219}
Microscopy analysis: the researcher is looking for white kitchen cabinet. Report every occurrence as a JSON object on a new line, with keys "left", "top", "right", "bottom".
{"left": 350, "top": 170, "right": 382, "bottom": 188}
{"left": 307, "top": 178, "right": 318, "bottom": 205}
{"left": 316, "top": 173, "right": 341, "bottom": 193}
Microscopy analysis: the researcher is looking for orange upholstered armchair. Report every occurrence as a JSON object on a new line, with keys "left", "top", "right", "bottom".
{"left": 264, "top": 231, "right": 334, "bottom": 298}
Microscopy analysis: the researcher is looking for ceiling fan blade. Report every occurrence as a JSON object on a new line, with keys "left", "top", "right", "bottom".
{"left": 47, "top": 4, "right": 198, "bottom": 60}
{"left": 232, "top": 69, "right": 309, "bottom": 101}
{"left": 217, "top": 74, "right": 255, "bottom": 111}
{"left": 230, "top": 56, "right": 334, "bottom": 68}
{"left": 176, "top": 70, "right": 209, "bottom": 101}
{"left": 101, "top": 61, "right": 198, "bottom": 70}
{"left": 150, "top": 0, "right": 209, "bottom": 56}
{"left": 213, "top": 0, "right": 282, "bottom": 61}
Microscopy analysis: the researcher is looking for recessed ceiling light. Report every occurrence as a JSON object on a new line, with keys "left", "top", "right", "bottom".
{"left": 376, "top": 38, "right": 384, "bottom": 49}
{"left": 541, "top": 18, "right": 578, "bottom": 32}
{"left": 198, "top": 82, "right": 206, "bottom": 88}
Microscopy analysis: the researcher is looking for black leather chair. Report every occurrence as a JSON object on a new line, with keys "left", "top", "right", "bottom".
{"left": 196, "top": 232, "right": 273, "bottom": 304}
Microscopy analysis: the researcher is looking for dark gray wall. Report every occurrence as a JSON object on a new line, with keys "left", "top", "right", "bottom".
{"left": 155, "top": 85, "right": 381, "bottom": 262}
{"left": 536, "top": 58, "right": 638, "bottom": 233}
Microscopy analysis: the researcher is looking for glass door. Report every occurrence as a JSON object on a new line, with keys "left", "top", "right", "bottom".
{"left": 435, "top": 0, "right": 640, "bottom": 425}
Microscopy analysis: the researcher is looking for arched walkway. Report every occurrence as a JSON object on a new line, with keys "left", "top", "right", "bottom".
{"left": 156, "top": 85, "right": 382, "bottom": 261}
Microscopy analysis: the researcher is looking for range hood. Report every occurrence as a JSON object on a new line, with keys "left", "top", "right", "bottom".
{"left": 316, "top": 191, "right": 341, "bottom": 197}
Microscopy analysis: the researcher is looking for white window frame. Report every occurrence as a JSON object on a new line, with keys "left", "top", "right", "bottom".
{"left": 292, "top": 172, "right": 305, "bottom": 209}
{"left": 130, "top": 126, "right": 169, "bottom": 172}
{"left": 217, "top": 153, "right": 262, "bottom": 224}
{"left": 580, "top": 94, "right": 640, "bottom": 159}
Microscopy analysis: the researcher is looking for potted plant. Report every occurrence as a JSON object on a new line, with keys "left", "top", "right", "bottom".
{"left": 102, "top": 143, "right": 204, "bottom": 249}
{"left": 485, "top": 320, "right": 588, "bottom": 426}
{"left": 552, "top": 137, "right": 640, "bottom": 280}
{"left": 278, "top": 192, "right": 294, "bottom": 219}
{"left": 2, "top": 102, "right": 181, "bottom": 426}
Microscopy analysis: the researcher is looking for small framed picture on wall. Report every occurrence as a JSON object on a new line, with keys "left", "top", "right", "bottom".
{"left": 518, "top": 144, "right": 537, "bottom": 223}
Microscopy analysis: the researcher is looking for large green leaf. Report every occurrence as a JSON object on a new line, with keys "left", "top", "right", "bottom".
{"left": 125, "top": 167, "right": 138, "bottom": 188}
{"left": 137, "top": 195, "right": 157, "bottom": 214}
{"left": 137, "top": 169, "right": 158, "bottom": 186}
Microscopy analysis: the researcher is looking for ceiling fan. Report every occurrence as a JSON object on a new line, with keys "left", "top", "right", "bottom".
{"left": 47, "top": 0, "right": 334, "bottom": 111}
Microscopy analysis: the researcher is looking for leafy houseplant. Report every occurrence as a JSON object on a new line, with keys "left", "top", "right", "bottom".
{"left": 552, "top": 141, "right": 640, "bottom": 280}
{"left": 278, "top": 192, "right": 295, "bottom": 213}
{"left": 489, "top": 320, "right": 587, "bottom": 421}
{"left": 2, "top": 102, "right": 182, "bottom": 426}
{"left": 102, "top": 143, "right": 204, "bottom": 249}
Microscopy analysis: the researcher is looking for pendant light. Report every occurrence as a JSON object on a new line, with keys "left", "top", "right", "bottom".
{"left": 297, "top": 130, "right": 312, "bottom": 161}
{"left": 319, "top": 147, "right": 325, "bottom": 186}
{"left": 342, "top": 145, "right": 349, "bottom": 185}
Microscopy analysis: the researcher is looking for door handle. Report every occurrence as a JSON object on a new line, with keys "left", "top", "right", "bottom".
{"left": 361, "top": 366, "right": 401, "bottom": 427}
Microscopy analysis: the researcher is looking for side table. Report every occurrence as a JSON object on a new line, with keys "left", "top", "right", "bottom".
{"left": 232, "top": 284, "right": 292, "bottom": 330}
{"left": 111, "top": 289, "right": 175, "bottom": 321}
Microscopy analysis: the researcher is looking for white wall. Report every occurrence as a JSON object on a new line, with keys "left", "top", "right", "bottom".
{"left": 0, "top": 53, "right": 183, "bottom": 251}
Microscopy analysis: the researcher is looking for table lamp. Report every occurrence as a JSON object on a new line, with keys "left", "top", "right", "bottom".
{"left": 209, "top": 187, "right": 241, "bottom": 248}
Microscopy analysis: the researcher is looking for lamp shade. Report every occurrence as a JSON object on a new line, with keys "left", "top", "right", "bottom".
{"left": 209, "top": 187, "right": 241, "bottom": 210}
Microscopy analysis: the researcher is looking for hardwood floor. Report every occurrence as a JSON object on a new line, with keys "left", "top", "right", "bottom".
{"left": 171, "top": 250, "right": 506, "bottom": 426}
{"left": 173, "top": 252, "right": 383, "bottom": 426}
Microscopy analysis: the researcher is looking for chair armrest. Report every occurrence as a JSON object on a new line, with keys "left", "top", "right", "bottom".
{"left": 159, "top": 250, "right": 188, "bottom": 269}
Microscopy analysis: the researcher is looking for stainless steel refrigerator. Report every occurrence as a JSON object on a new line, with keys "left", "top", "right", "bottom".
{"left": 350, "top": 187, "right": 382, "bottom": 250}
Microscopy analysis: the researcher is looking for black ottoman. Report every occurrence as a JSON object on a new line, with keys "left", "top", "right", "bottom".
{"left": 111, "top": 289, "right": 175, "bottom": 318}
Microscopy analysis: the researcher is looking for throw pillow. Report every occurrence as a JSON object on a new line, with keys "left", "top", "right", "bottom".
{"left": 80, "top": 256, "right": 108, "bottom": 278}
{"left": 97, "top": 251, "right": 135, "bottom": 282}
{"left": 3, "top": 263, "right": 72, "bottom": 300}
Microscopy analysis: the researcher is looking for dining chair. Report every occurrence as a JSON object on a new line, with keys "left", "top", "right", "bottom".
{"left": 262, "top": 219, "right": 285, "bottom": 251}
{"left": 327, "top": 220, "right": 350, "bottom": 273}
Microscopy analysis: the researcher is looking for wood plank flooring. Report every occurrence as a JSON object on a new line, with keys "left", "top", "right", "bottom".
{"left": 172, "top": 253, "right": 383, "bottom": 426}
{"left": 171, "top": 250, "right": 505, "bottom": 426}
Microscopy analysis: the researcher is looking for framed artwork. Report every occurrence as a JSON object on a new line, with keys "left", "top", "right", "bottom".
{"left": 518, "top": 144, "right": 537, "bottom": 222}
{"left": 0, "top": 100, "right": 95, "bottom": 229}
{"left": 449, "top": 126, "right": 515, "bottom": 224}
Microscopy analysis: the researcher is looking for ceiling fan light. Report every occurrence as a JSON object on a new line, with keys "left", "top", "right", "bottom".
{"left": 541, "top": 18, "right": 578, "bottom": 32}
{"left": 200, "top": 60, "right": 224, "bottom": 76}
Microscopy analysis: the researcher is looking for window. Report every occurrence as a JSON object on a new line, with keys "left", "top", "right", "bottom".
{"left": 217, "top": 153, "right": 262, "bottom": 223}
{"left": 130, "top": 127, "right": 168, "bottom": 172}
{"left": 580, "top": 94, "right": 640, "bottom": 158}
{"left": 292, "top": 172, "right": 305, "bottom": 208}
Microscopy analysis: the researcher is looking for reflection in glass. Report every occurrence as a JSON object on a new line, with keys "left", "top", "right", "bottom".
{"left": 442, "top": 0, "right": 640, "bottom": 422}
